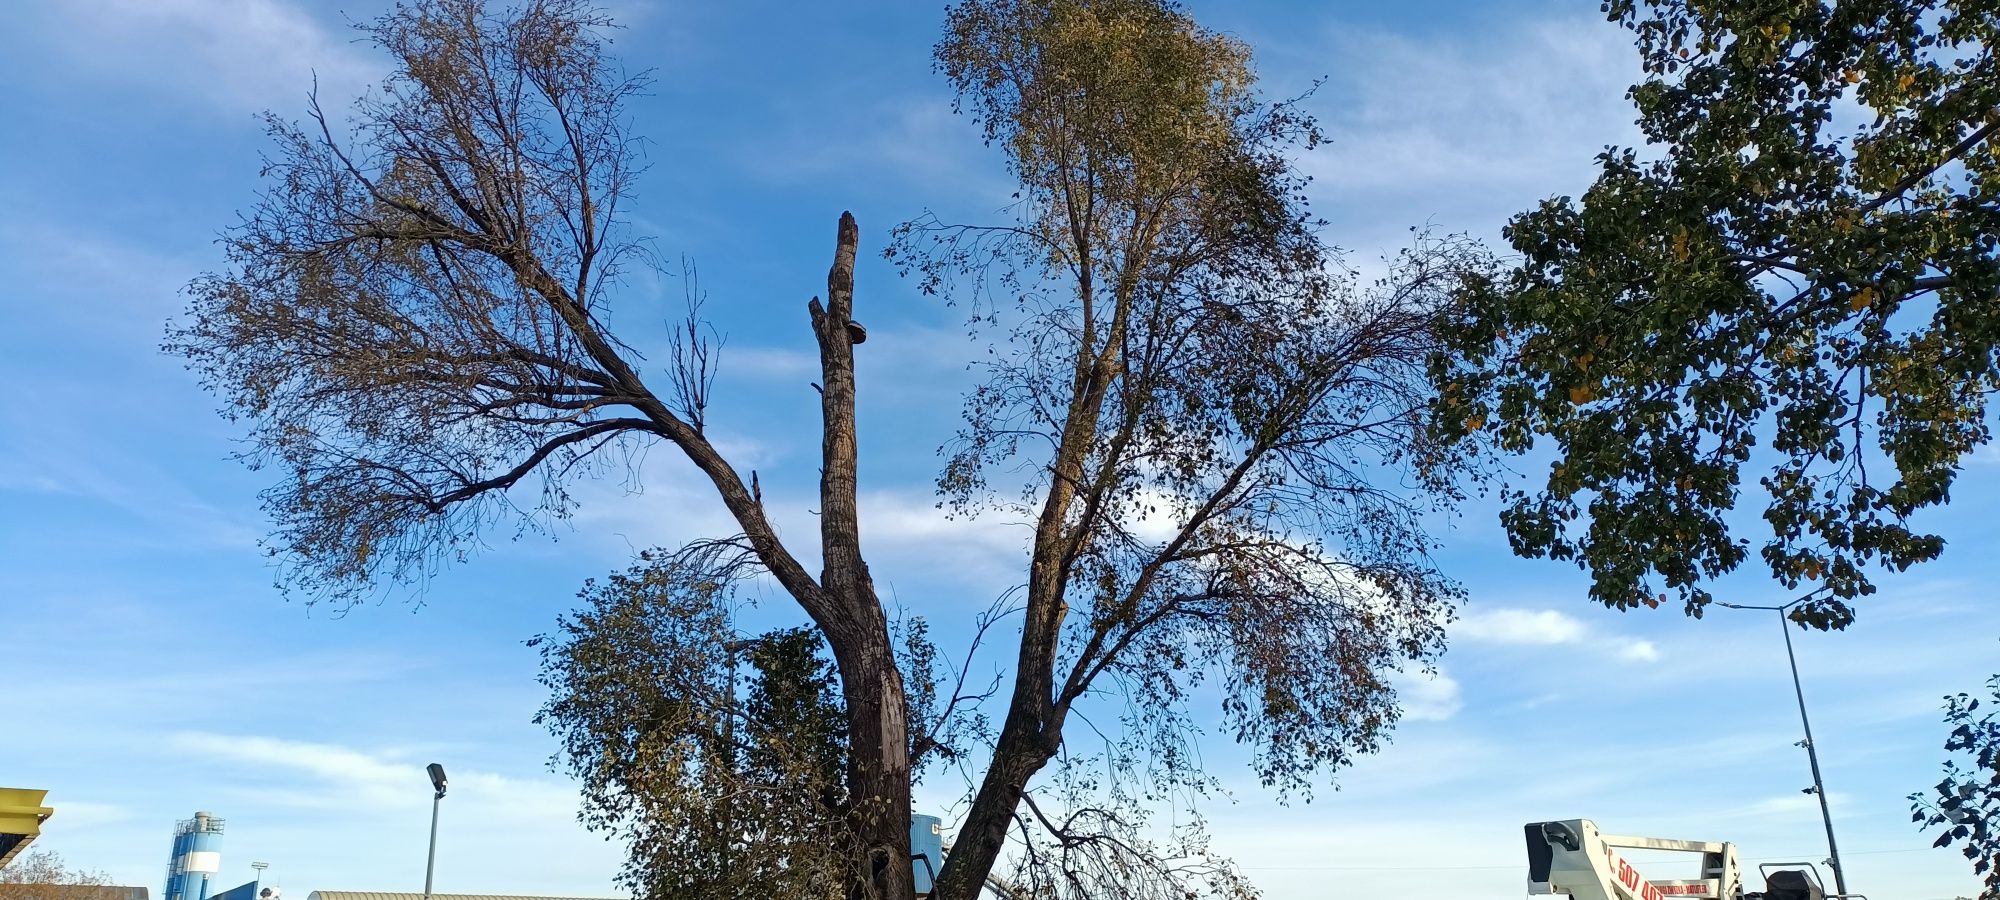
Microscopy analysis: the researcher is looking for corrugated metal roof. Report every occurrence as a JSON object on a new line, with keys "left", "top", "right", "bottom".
{"left": 309, "top": 893, "right": 621, "bottom": 900}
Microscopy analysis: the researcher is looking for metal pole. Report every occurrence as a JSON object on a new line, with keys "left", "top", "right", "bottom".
{"left": 423, "top": 791, "right": 442, "bottom": 900}
{"left": 1777, "top": 609, "right": 1848, "bottom": 896}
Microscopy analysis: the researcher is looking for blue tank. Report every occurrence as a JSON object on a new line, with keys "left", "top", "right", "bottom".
{"left": 911, "top": 813, "right": 944, "bottom": 894}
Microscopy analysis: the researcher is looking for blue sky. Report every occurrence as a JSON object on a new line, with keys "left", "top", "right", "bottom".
{"left": 1, "top": 1, "right": 1995, "bottom": 899}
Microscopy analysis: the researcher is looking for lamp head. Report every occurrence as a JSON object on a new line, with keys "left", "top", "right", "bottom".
{"left": 427, "top": 763, "right": 448, "bottom": 797}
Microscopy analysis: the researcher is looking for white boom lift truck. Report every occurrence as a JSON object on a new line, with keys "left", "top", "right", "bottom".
{"left": 1524, "top": 819, "right": 1866, "bottom": 900}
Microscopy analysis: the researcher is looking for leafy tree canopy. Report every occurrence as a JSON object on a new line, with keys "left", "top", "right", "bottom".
{"left": 533, "top": 553, "right": 852, "bottom": 900}
{"left": 1433, "top": 0, "right": 2000, "bottom": 628}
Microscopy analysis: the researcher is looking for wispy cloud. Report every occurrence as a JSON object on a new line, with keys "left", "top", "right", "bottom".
{"left": 18, "top": 0, "right": 382, "bottom": 117}
{"left": 37, "top": 801, "right": 138, "bottom": 831}
{"left": 168, "top": 734, "right": 412, "bottom": 804}
{"left": 718, "top": 345, "right": 821, "bottom": 381}
{"left": 1300, "top": 14, "right": 1644, "bottom": 263}
{"left": 0, "top": 222, "right": 196, "bottom": 339}
{"left": 1306, "top": 15, "right": 1640, "bottom": 196}
{"left": 155, "top": 733, "right": 622, "bottom": 894}
{"left": 737, "top": 95, "right": 1006, "bottom": 201}
{"left": 166, "top": 732, "right": 590, "bottom": 825}
{"left": 1716, "top": 791, "right": 1851, "bottom": 823}
{"left": 0, "top": 444, "right": 260, "bottom": 552}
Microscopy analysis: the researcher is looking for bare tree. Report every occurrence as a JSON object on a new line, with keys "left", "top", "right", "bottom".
{"left": 0, "top": 850, "right": 118, "bottom": 900}
{"left": 171, "top": 0, "right": 1481, "bottom": 897}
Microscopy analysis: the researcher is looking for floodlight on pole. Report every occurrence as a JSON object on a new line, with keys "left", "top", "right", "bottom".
{"left": 1713, "top": 597, "right": 1848, "bottom": 896}
{"left": 422, "top": 763, "right": 446, "bottom": 900}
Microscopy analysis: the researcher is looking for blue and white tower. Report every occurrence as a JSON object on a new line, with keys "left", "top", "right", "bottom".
{"left": 163, "top": 812, "right": 224, "bottom": 900}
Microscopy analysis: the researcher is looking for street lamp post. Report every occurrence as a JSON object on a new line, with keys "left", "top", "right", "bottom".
{"left": 249, "top": 862, "right": 268, "bottom": 892}
{"left": 423, "top": 764, "right": 448, "bottom": 900}
{"left": 1714, "top": 599, "right": 1848, "bottom": 896}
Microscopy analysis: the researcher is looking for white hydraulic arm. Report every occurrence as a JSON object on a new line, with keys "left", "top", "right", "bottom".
{"left": 1525, "top": 819, "right": 1741, "bottom": 900}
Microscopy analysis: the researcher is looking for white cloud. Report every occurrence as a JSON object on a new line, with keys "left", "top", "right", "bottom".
{"left": 1399, "top": 670, "right": 1463, "bottom": 722}
{"left": 1121, "top": 486, "right": 1198, "bottom": 545}
{"left": 1453, "top": 606, "right": 1660, "bottom": 666}
{"left": 1455, "top": 608, "right": 1589, "bottom": 645}
{"left": 1619, "top": 640, "right": 1663, "bottom": 663}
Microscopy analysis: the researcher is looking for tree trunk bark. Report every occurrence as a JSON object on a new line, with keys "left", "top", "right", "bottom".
{"left": 810, "top": 212, "right": 914, "bottom": 900}
{"left": 931, "top": 265, "right": 1128, "bottom": 900}
{"left": 928, "top": 710, "right": 1058, "bottom": 900}
{"left": 832, "top": 628, "right": 916, "bottom": 900}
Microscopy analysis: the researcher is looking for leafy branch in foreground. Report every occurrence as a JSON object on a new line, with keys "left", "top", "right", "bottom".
{"left": 1911, "top": 674, "right": 2000, "bottom": 899}
{"left": 1432, "top": 0, "right": 2000, "bottom": 629}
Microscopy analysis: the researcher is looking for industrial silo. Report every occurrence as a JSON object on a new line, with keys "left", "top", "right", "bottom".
{"left": 163, "top": 812, "right": 225, "bottom": 900}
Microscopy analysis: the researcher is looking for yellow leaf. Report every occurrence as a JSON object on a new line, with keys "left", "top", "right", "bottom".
{"left": 1844, "top": 69, "right": 1861, "bottom": 84}
{"left": 1898, "top": 72, "right": 1915, "bottom": 91}
{"left": 1850, "top": 286, "right": 1876, "bottom": 312}
{"left": 1574, "top": 351, "right": 1595, "bottom": 372}
{"left": 1465, "top": 414, "right": 1486, "bottom": 432}
{"left": 1671, "top": 226, "right": 1690, "bottom": 261}
{"left": 1569, "top": 384, "right": 1598, "bottom": 404}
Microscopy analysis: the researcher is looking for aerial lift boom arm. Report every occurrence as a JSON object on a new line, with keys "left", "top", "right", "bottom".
{"left": 1526, "top": 819, "right": 1741, "bottom": 900}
